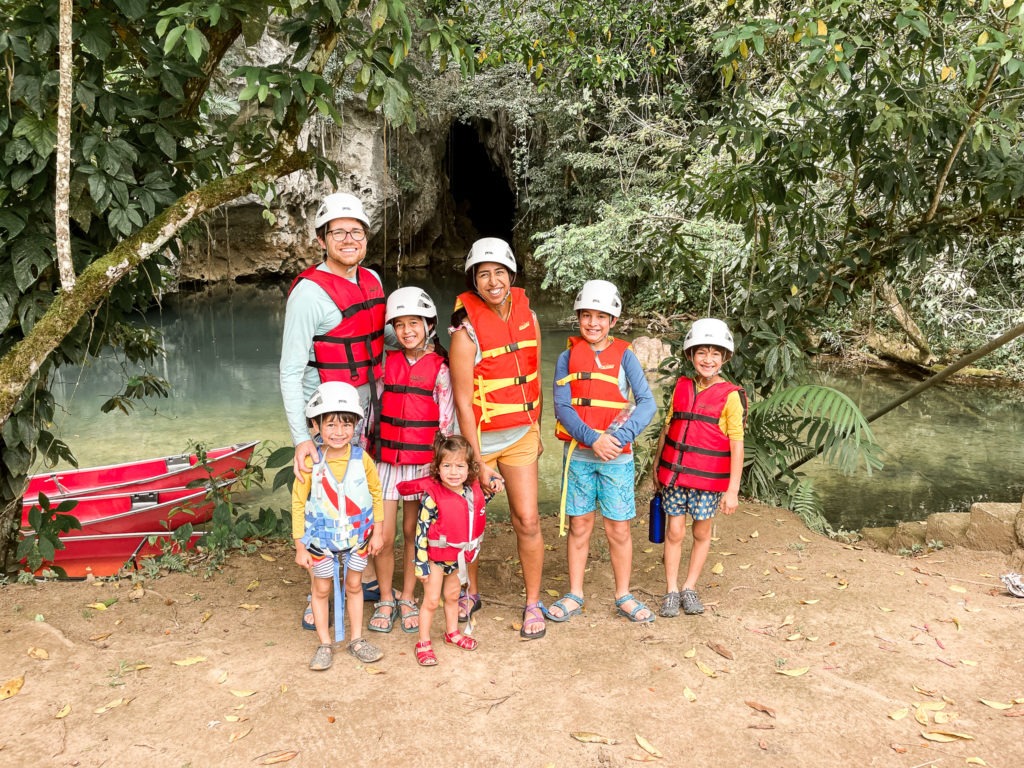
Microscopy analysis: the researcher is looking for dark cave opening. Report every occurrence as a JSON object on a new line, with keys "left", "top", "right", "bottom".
{"left": 445, "top": 119, "right": 515, "bottom": 248}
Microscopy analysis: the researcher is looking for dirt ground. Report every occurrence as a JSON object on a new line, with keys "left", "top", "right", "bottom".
{"left": 2, "top": 503, "right": 1023, "bottom": 768}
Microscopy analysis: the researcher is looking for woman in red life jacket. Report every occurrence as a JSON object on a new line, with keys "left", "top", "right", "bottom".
{"left": 368, "top": 288, "right": 454, "bottom": 635}
{"left": 448, "top": 238, "right": 547, "bottom": 640}
{"left": 653, "top": 318, "right": 747, "bottom": 618}
{"left": 398, "top": 435, "right": 486, "bottom": 666}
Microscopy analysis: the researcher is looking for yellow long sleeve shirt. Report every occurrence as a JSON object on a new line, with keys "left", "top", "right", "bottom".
{"left": 291, "top": 446, "right": 384, "bottom": 540}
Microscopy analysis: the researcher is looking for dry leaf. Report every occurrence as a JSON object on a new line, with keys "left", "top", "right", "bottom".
{"left": 172, "top": 656, "right": 207, "bottom": 666}
{"left": 933, "top": 711, "right": 953, "bottom": 725}
{"left": 738, "top": 563, "right": 751, "bottom": 570}
{"left": 916, "top": 701, "right": 945, "bottom": 711}
{"left": 965, "top": 759, "right": 988, "bottom": 766}
{"left": 256, "top": 751, "right": 299, "bottom": 765}
{"left": 55, "top": 703, "right": 72, "bottom": 719}
{"left": 570, "top": 732, "right": 618, "bottom": 745}
{"left": 786, "top": 633, "right": 802, "bottom": 641}
{"left": 888, "top": 708, "right": 908, "bottom": 721}
{"left": 799, "top": 599, "right": 819, "bottom": 605}
{"left": 86, "top": 602, "right": 108, "bottom": 611}
{"left": 683, "top": 687, "right": 697, "bottom": 702}
{"left": 696, "top": 660, "right": 717, "bottom": 678}
{"left": 94, "top": 696, "right": 133, "bottom": 714}
{"left": 259, "top": 553, "right": 276, "bottom": 562}
{"left": 951, "top": 616, "right": 961, "bottom": 631}
{"left": 914, "top": 708, "right": 930, "bottom": 726}
{"left": 27, "top": 647, "right": 49, "bottom": 660}
{"left": 878, "top": 606, "right": 894, "bottom": 612}
{"left": 921, "top": 731, "right": 974, "bottom": 742}
{"left": 948, "top": 584, "right": 967, "bottom": 593}
{"left": 200, "top": 611, "right": 213, "bottom": 624}
{"left": 979, "top": 699, "right": 1012, "bottom": 710}
{"left": 217, "top": 671, "right": 228, "bottom": 684}
{"left": 0, "top": 676, "right": 25, "bottom": 701}
{"left": 776, "top": 667, "right": 809, "bottom": 677}
{"left": 890, "top": 744, "right": 908, "bottom": 754}
{"left": 642, "top": 547, "right": 653, "bottom": 554}
{"left": 228, "top": 727, "right": 252, "bottom": 743}
{"left": 626, "top": 755, "right": 658, "bottom": 763}
{"left": 89, "top": 632, "right": 112, "bottom": 641}
{"left": 238, "top": 604, "right": 260, "bottom": 611}
{"left": 745, "top": 701, "right": 776, "bottom": 718}
{"left": 711, "top": 562, "right": 724, "bottom": 575}
{"left": 913, "top": 684, "right": 937, "bottom": 696}
{"left": 365, "top": 667, "right": 385, "bottom": 675}
{"left": 780, "top": 615, "right": 794, "bottom": 627}
{"left": 246, "top": 579, "right": 260, "bottom": 592}
{"left": 230, "top": 689, "right": 256, "bottom": 697}
{"left": 634, "top": 733, "right": 662, "bottom": 758}
{"left": 683, "top": 647, "right": 696, "bottom": 658}
{"left": 961, "top": 660, "right": 978, "bottom": 666}
{"left": 225, "top": 715, "right": 241, "bottom": 722}
{"left": 758, "top": 591, "right": 776, "bottom": 599}
{"left": 707, "top": 642, "right": 734, "bottom": 660}
{"left": 749, "top": 530, "right": 759, "bottom": 538}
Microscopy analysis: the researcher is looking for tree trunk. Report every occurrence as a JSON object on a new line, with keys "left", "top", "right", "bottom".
{"left": 874, "top": 277, "right": 935, "bottom": 364}
{"left": 55, "top": 0, "right": 75, "bottom": 290}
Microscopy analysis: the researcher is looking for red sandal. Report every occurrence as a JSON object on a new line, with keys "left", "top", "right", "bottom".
{"left": 443, "top": 630, "right": 479, "bottom": 651}
{"left": 415, "top": 640, "right": 437, "bottom": 666}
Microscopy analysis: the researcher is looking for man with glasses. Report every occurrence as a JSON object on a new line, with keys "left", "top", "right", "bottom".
{"left": 281, "top": 192, "right": 386, "bottom": 478}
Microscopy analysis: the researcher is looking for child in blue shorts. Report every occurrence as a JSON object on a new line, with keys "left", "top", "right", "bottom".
{"left": 653, "top": 318, "right": 746, "bottom": 617}
{"left": 547, "top": 280, "right": 657, "bottom": 623}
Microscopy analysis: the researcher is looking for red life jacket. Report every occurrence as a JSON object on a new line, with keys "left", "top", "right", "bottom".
{"left": 396, "top": 476, "right": 486, "bottom": 565}
{"left": 378, "top": 350, "right": 444, "bottom": 465}
{"left": 554, "top": 336, "right": 633, "bottom": 453}
{"left": 656, "top": 377, "right": 747, "bottom": 492}
{"left": 290, "top": 265, "right": 385, "bottom": 386}
{"left": 457, "top": 288, "right": 540, "bottom": 432}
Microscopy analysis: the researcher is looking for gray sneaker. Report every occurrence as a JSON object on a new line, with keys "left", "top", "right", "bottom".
{"left": 660, "top": 591, "right": 680, "bottom": 618}
{"left": 309, "top": 644, "right": 333, "bottom": 671}
{"left": 347, "top": 637, "right": 383, "bottom": 663}
{"left": 681, "top": 588, "right": 704, "bottom": 615}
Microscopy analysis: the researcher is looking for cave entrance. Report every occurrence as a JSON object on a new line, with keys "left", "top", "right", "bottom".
{"left": 446, "top": 119, "right": 515, "bottom": 248}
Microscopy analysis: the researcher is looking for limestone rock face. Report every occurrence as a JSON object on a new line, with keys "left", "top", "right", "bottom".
{"left": 887, "top": 520, "right": 928, "bottom": 552}
{"left": 963, "top": 502, "right": 1019, "bottom": 554}
{"left": 924, "top": 512, "right": 970, "bottom": 548}
{"left": 631, "top": 336, "right": 673, "bottom": 372}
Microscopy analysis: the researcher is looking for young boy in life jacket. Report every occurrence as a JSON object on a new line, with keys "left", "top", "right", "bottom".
{"left": 548, "top": 280, "right": 657, "bottom": 623}
{"left": 369, "top": 287, "right": 454, "bottom": 635}
{"left": 293, "top": 382, "right": 385, "bottom": 670}
{"left": 653, "top": 318, "right": 746, "bottom": 618}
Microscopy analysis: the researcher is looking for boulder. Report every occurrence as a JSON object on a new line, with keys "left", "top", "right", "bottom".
{"left": 631, "top": 336, "right": 673, "bottom": 372}
{"left": 888, "top": 520, "right": 928, "bottom": 552}
{"left": 859, "top": 526, "right": 895, "bottom": 551}
{"left": 924, "top": 512, "right": 970, "bottom": 548}
{"left": 963, "top": 502, "right": 1019, "bottom": 554}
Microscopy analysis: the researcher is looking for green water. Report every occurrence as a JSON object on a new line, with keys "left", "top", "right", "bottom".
{"left": 42, "top": 282, "right": 1024, "bottom": 530}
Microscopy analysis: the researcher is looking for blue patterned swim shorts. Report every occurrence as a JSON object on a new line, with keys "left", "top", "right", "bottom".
{"left": 565, "top": 459, "right": 636, "bottom": 521}
{"left": 661, "top": 486, "right": 721, "bottom": 521}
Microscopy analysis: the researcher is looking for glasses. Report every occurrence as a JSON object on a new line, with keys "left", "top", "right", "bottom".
{"left": 325, "top": 228, "right": 366, "bottom": 242}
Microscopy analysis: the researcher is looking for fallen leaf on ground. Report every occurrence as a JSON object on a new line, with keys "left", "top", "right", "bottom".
{"left": 965, "top": 759, "right": 988, "bottom": 766}
{"left": 745, "top": 701, "right": 776, "bottom": 718}
{"left": 27, "top": 647, "right": 48, "bottom": 660}
{"left": 683, "top": 687, "right": 696, "bottom": 702}
{"left": 246, "top": 579, "right": 260, "bottom": 592}
{"left": 201, "top": 611, "right": 213, "bottom": 623}
{"left": 888, "top": 708, "right": 908, "bottom": 721}
{"left": 914, "top": 708, "right": 930, "bottom": 726}
{"left": 230, "top": 689, "right": 256, "bottom": 697}
{"left": 545, "top": 589, "right": 560, "bottom": 597}
{"left": 979, "top": 699, "right": 1012, "bottom": 710}
{"left": 94, "top": 697, "right": 133, "bottom": 714}
{"left": 237, "top": 604, "right": 260, "bottom": 611}
{"left": 739, "top": 564, "right": 751, "bottom": 570}
{"left": 365, "top": 667, "right": 385, "bottom": 675}
{"left": 749, "top": 530, "right": 759, "bottom": 538}
{"left": 961, "top": 660, "right": 978, "bottom": 666}
{"left": 228, "top": 727, "right": 252, "bottom": 743}
{"left": 913, "top": 684, "right": 937, "bottom": 696}
{"left": 878, "top": 606, "right": 894, "bottom": 612}
{"left": 260, "top": 553, "right": 276, "bottom": 561}
{"left": 89, "top": 632, "right": 112, "bottom": 641}
{"left": 776, "top": 667, "right": 809, "bottom": 677}
{"left": 627, "top": 755, "right": 658, "bottom": 763}
{"left": 635, "top": 733, "right": 662, "bottom": 757}
{"left": 711, "top": 562, "right": 723, "bottom": 575}
{"left": 707, "top": 642, "right": 734, "bottom": 660}
{"left": 571, "top": 732, "right": 618, "bottom": 745}
{"left": 948, "top": 584, "right": 967, "bottom": 593}
{"left": 55, "top": 703, "right": 71, "bottom": 719}
{"left": 256, "top": 750, "right": 299, "bottom": 764}
{"left": 87, "top": 602, "right": 108, "bottom": 611}
{"left": 1, "top": 676, "right": 25, "bottom": 700}
{"left": 780, "top": 615, "right": 794, "bottom": 627}
{"left": 172, "top": 656, "right": 207, "bottom": 666}
{"left": 799, "top": 599, "right": 819, "bottom": 605}
{"left": 786, "top": 633, "right": 802, "bottom": 641}
{"left": 921, "top": 730, "right": 974, "bottom": 742}
{"left": 799, "top": 535, "right": 811, "bottom": 542}
{"left": 696, "top": 660, "right": 717, "bottom": 678}
{"left": 683, "top": 647, "right": 696, "bottom": 658}
{"left": 758, "top": 591, "right": 776, "bottom": 599}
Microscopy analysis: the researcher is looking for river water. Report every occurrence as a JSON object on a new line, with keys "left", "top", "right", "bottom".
{"left": 42, "top": 281, "right": 1024, "bottom": 531}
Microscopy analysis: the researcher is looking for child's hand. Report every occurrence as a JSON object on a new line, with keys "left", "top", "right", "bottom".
{"left": 481, "top": 465, "right": 504, "bottom": 496}
{"left": 591, "top": 432, "right": 623, "bottom": 462}
{"left": 294, "top": 542, "right": 312, "bottom": 569}
{"left": 721, "top": 491, "right": 739, "bottom": 516}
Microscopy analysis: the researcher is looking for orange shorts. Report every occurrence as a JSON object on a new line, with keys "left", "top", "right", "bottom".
{"left": 482, "top": 422, "right": 541, "bottom": 468}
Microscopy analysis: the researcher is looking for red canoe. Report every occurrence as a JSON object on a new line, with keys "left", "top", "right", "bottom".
{"left": 41, "top": 530, "right": 204, "bottom": 579}
{"left": 23, "top": 441, "right": 259, "bottom": 511}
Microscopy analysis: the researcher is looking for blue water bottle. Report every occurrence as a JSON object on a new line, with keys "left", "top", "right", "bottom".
{"left": 648, "top": 492, "right": 665, "bottom": 544}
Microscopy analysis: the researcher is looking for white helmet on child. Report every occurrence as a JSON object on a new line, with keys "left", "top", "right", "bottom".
{"left": 385, "top": 287, "right": 437, "bottom": 324}
{"left": 464, "top": 237, "right": 517, "bottom": 274}
{"left": 314, "top": 192, "right": 370, "bottom": 230}
{"left": 573, "top": 279, "right": 623, "bottom": 318}
{"left": 304, "top": 381, "right": 364, "bottom": 420}
{"left": 683, "top": 318, "right": 734, "bottom": 354}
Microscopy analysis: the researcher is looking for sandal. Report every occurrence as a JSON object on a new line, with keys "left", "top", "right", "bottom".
{"left": 458, "top": 591, "right": 482, "bottom": 622}
{"left": 660, "top": 591, "right": 680, "bottom": 618}
{"left": 520, "top": 602, "right": 546, "bottom": 640}
{"left": 397, "top": 599, "right": 420, "bottom": 633}
{"left": 347, "top": 637, "right": 383, "bottom": 663}
{"left": 543, "top": 593, "right": 584, "bottom": 623}
{"left": 681, "top": 588, "right": 704, "bottom": 615}
{"left": 443, "top": 630, "right": 479, "bottom": 651}
{"left": 415, "top": 640, "right": 437, "bottom": 667}
{"left": 615, "top": 593, "right": 655, "bottom": 623}
{"left": 301, "top": 594, "right": 315, "bottom": 631}
{"left": 309, "top": 644, "right": 333, "bottom": 671}
{"left": 368, "top": 598, "right": 396, "bottom": 633}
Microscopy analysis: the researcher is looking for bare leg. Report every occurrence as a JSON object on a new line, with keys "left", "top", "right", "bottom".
{"left": 311, "top": 575, "right": 332, "bottom": 646}
{"left": 344, "top": 565, "right": 364, "bottom": 641}
{"left": 441, "top": 571, "right": 461, "bottom": 635}
{"left": 418, "top": 565, "right": 444, "bottom": 644}
{"left": 399, "top": 498, "right": 420, "bottom": 631}
{"left": 369, "top": 499, "right": 398, "bottom": 630}
{"left": 547, "top": 512, "right": 592, "bottom": 618}
{"left": 500, "top": 460, "right": 544, "bottom": 635}
{"left": 682, "top": 518, "right": 713, "bottom": 591}
{"left": 663, "top": 514, "right": 688, "bottom": 593}
{"left": 606, "top": 517, "right": 652, "bottom": 621}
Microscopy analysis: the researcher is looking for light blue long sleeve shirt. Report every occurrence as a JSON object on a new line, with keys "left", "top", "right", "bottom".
{"left": 552, "top": 342, "right": 656, "bottom": 464}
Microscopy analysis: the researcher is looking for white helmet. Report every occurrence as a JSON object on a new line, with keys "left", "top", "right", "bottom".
{"left": 385, "top": 287, "right": 437, "bottom": 324}
{"left": 304, "top": 381, "right": 364, "bottom": 420}
{"left": 573, "top": 279, "right": 623, "bottom": 318}
{"left": 464, "top": 237, "right": 516, "bottom": 274}
{"left": 314, "top": 192, "right": 370, "bottom": 230}
{"left": 683, "top": 318, "right": 734, "bottom": 354}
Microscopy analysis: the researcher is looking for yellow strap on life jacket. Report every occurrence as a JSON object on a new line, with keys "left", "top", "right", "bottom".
{"left": 473, "top": 373, "right": 539, "bottom": 424}
{"left": 479, "top": 338, "right": 539, "bottom": 359}
{"left": 557, "top": 439, "right": 578, "bottom": 537}
{"left": 475, "top": 369, "right": 539, "bottom": 393}
{"left": 554, "top": 370, "right": 620, "bottom": 388}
